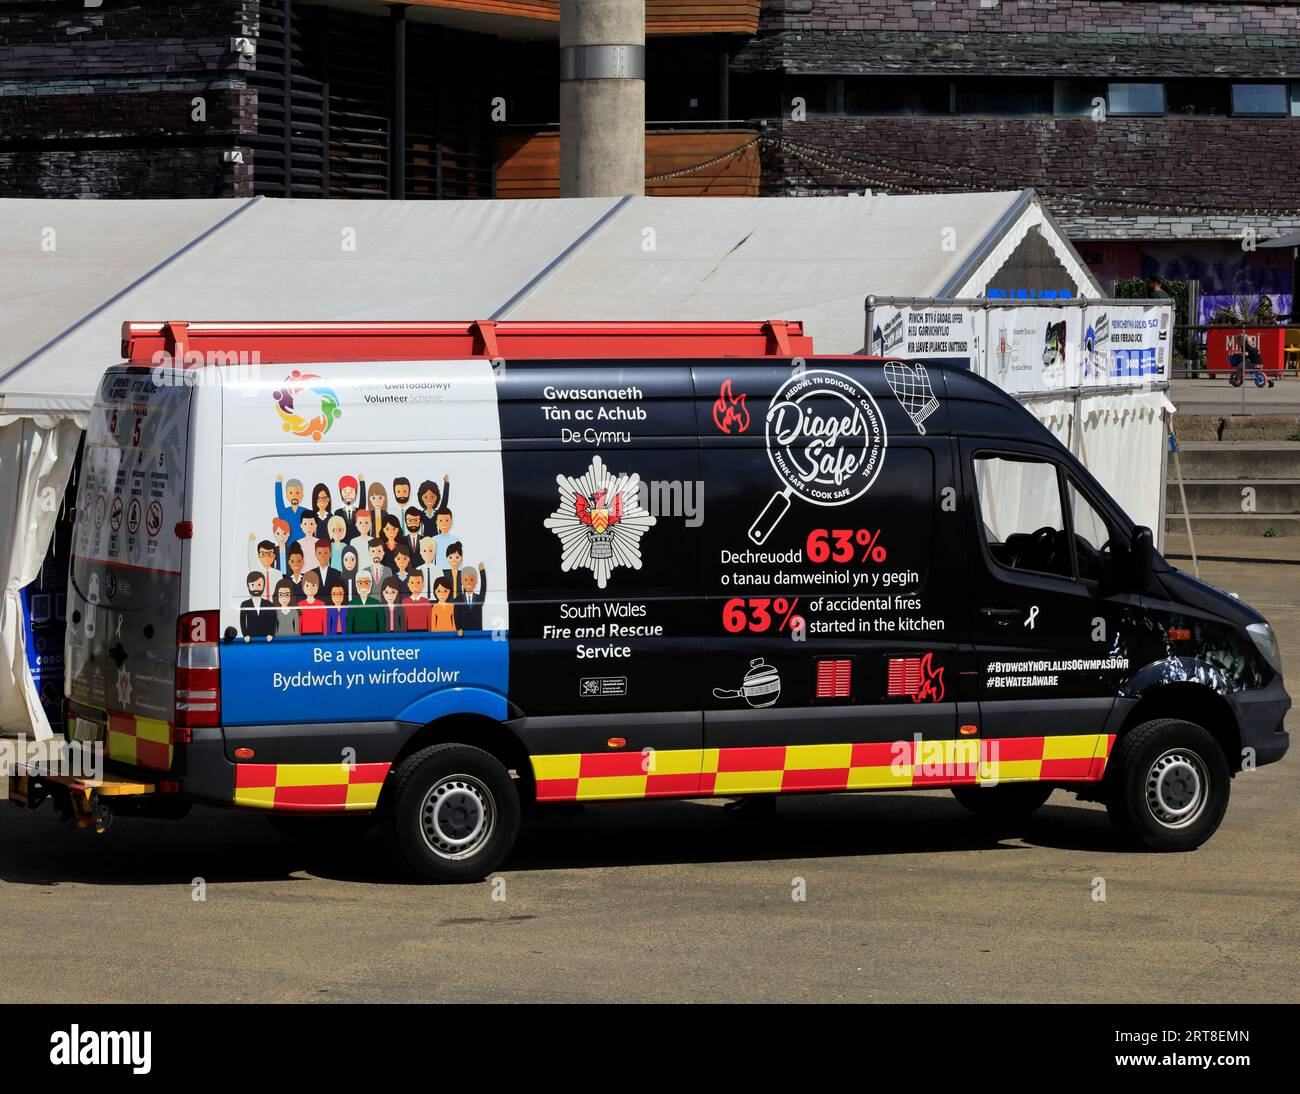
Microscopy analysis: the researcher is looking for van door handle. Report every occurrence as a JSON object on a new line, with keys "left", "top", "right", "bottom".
{"left": 980, "top": 607, "right": 1023, "bottom": 625}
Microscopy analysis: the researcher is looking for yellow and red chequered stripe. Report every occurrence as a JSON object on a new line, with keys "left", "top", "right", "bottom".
{"left": 104, "top": 710, "right": 174, "bottom": 771}
{"left": 531, "top": 734, "right": 1115, "bottom": 802}
{"left": 233, "top": 762, "right": 391, "bottom": 812}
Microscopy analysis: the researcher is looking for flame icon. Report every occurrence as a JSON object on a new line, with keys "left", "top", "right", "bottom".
{"left": 915, "top": 653, "right": 945, "bottom": 704}
{"left": 887, "top": 652, "right": 945, "bottom": 704}
{"left": 712, "top": 379, "right": 750, "bottom": 434}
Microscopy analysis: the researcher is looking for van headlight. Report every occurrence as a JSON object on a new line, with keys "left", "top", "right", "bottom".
{"left": 1247, "top": 622, "right": 1282, "bottom": 675}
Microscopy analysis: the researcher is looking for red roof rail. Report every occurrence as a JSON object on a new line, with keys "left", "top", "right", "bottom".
{"left": 121, "top": 320, "right": 814, "bottom": 366}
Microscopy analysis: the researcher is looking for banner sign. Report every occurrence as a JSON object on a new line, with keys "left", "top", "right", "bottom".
{"left": 869, "top": 305, "right": 980, "bottom": 361}
{"left": 866, "top": 299, "right": 1172, "bottom": 396}
{"left": 1083, "top": 304, "right": 1170, "bottom": 386}
{"left": 985, "top": 306, "right": 1083, "bottom": 394}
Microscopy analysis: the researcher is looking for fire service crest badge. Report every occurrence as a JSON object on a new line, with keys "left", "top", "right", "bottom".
{"left": 544, "top": 455, "right": 656, "bottom": 588}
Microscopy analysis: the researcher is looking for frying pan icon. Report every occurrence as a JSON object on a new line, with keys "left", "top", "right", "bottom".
{"left": 747, "top": 370, "right": 887, "bottom": 545}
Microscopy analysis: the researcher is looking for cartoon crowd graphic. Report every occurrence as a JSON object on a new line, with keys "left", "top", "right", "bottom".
{"left": 239, "top": 473, "right": 488, "bottom": 641}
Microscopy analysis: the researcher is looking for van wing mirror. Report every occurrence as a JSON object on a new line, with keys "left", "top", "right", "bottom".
{"left": 1130, "top": 526, "right": 1155, "bottom": 590}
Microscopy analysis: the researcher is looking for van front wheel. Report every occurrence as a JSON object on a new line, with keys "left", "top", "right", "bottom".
{"left": 382, "top": 743, "right": 521, "bottom": 882}
{"left": 1105, "top": 719, "right": 1230, "bottom": 852}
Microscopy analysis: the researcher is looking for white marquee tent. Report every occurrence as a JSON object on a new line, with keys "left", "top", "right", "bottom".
{"left": 0, "top": 188, "right": 1167, "bottom": 738}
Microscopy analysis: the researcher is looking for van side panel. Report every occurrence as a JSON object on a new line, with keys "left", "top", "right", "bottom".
{"left": 497, "top": 361, "right": 704, "bottom": 763}
{"left": 210, "top": 361, "right": 509, "bottom": 807}
{"left": 185, "top": 354, "right": 1123, "bottom": 814}
{"left": 694, "top": 362, "right": 966, "bottom": 760}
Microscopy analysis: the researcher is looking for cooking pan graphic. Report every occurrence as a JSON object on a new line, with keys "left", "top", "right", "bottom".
{"left": 713, "top": 658, "right": 782, "bottom": 708}
{"left": 747, "top": 369, "right": 888, "bottom": 546}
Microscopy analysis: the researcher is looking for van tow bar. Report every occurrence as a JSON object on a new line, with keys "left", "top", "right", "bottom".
{"left": 7, "top": 767, "right": 155, "bottom": 834}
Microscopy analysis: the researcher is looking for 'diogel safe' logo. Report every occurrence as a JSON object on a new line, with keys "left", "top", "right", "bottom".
{"left": 545, "top": 455, "right": 657, "bottom": 589}
{"left": 748, "top": 369, "right": 887, "bottom": 545}
{"left": 273, "top": 370, "right": 342, "bottom": 441}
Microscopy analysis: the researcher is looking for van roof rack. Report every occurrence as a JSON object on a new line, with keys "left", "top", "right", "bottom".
{"left": 122, "top": 320, "right": 814, "bottom": 365}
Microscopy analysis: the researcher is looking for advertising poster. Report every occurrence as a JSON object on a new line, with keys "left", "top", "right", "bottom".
{"left": 985, "top": 306, "right": 1082, "bottom": 394}
{"left": 1084, "top": 304, "right": 1169, "bottom": 386}
{"left": 218, "top": 362, "right": 510, "bottom": 726}
{"left": 869, "top": 304, "right": 979, "bottom": 363}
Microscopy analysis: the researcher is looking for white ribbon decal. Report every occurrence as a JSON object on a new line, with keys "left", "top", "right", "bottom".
{"left": 1023, "top": 605, "right": 1040, "bottom": 630}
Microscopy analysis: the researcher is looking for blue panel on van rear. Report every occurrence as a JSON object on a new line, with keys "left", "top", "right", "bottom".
{"left": 220, "top": 633, "right": 508, "bottom": 726}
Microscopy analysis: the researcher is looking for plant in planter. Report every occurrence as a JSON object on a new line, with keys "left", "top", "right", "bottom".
{"left": 1210, "top": 294, "right": 1276, "bottom": 326}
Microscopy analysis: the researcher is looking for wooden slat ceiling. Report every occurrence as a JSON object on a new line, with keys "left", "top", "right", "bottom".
{"left": 496, "top": 129, "right": 760, "bottom": 198}
{"left": 397, "top": 0, "right": 761, "bottom": 35}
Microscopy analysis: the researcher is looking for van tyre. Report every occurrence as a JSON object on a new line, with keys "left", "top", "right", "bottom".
{"left": 1105, "top": 719, "right": 1230, "bottom": 852}
{"left": 950, "top": 782, "right": 1052, "bottom": 822}
{"left": 382, "top": 743, "right": 520, "bottom": 883}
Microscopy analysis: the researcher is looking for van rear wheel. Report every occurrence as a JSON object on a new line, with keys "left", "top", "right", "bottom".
{"left": 382, "top": 743, "right": 520, "bottom": 883}
{"left": 951, "top": 782, "right": 1052, "bottom": 821}
{"left": 1105, "top": 719, "right": 1230, "bottom": 852}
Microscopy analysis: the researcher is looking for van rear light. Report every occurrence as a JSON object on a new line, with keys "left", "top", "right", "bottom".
{"left": 175, "top": 611, "right": 220, "bottom": 729}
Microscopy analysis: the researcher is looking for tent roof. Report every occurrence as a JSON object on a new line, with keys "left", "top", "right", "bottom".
{"left": 1260, "top": 228, "right": 1300, "bottom": 249}
{"left": 0, "top": 189, "right": 1095, "bottom": 418}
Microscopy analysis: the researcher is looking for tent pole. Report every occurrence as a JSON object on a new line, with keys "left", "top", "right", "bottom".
{"left": 1170, "top": 432, "right": 1198, "bottom": 578}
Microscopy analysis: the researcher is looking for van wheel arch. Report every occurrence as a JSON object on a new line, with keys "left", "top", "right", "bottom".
{"left": 381, "top": 715, "right": 533, "bottom": 809}
{"left": 1118, "top": 684, "right": 1239, "bottom": 772}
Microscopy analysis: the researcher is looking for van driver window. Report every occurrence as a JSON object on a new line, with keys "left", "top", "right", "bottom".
{"left": 973, "top": 453, "right": 1072, "bottom": 579}
{"left": 1067, "top": 480, "right": 1114, "bottom": 582}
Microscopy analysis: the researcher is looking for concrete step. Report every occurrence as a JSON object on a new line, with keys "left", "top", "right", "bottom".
{"left": 1162, "top": 529, "right": 1300, "bottom": 563}
{"left": 1165, "top": 479, "right": 1300, "bottom": 515}
{"left": 1164, "top": 513, "right": 1300, "bottom": 537}
{"left": 1172, "top": 442, "right": 1300, "bottom": 481}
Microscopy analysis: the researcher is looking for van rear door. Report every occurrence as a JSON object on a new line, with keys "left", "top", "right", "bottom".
{"left": 66, "top": 368, "right": 192, "bottom": 771}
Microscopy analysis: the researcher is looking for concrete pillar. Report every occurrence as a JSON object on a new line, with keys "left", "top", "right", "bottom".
{"left": 560, "top": 0, "right": 645, "bottom": 197}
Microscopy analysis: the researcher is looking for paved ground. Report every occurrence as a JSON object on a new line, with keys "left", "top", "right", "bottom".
{"left": 2, "top": 552, "right": 1296, "bottom": 1003}
{"left": 1171, "top": 374, "right": 1300, "bottom": 417}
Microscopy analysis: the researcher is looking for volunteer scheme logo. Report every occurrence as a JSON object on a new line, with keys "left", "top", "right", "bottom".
{"left": 273, "top": 370, "right": 342, "bottom": 441}
{"left": 748, "top": 369, "right": 887, "bottom": 545}
{"left": 545, "top": 455, "right": 656, "bottom": 588}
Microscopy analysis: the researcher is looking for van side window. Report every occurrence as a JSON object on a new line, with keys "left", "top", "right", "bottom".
{"left": 973, "top": 454, "right": 1072, "bottom": 579}
{"left": 1067, "top": 480, "right": 1114, "bottom": 582}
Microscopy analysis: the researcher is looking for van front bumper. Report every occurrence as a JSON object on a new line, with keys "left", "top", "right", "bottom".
{"left": 1229, "top": 676, "right": 1291, "bottom": 768}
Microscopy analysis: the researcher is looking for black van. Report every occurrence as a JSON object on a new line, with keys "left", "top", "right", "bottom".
{"left": 64, "top": 348, "right": 1289, "bottom": 881}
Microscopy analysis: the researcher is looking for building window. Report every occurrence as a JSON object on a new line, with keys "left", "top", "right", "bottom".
{"left": 853, "top": 78, "right": 951, "bottom": 116}
{"left": 1166, "top": 79, "right": 1230, "bottom": 116}
{"left": 1231, "top": 83, "right": 1288, "bottom": 116}
{"left": 956, "top": 78, "right": 1052, "bottom": 116}
{"left": 1107, "top": 83, "right": 1165, "bottom": 116}
{"left": 1054, "top": 80, "right": 1104, "bottom": 117}
{"left": 785, "top": 77, "right": 837, "bottom": 117}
